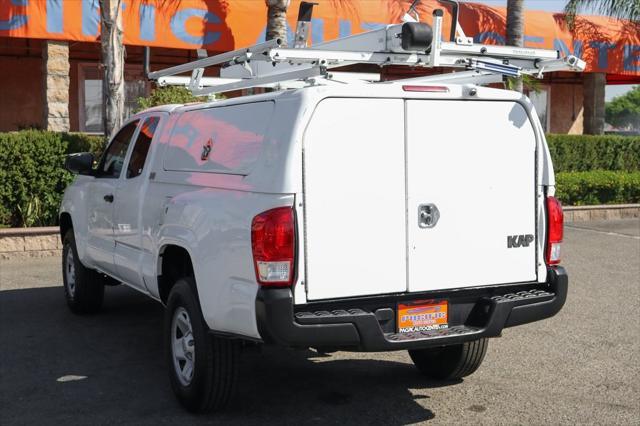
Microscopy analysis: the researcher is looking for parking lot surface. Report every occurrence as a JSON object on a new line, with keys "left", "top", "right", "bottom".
{"left": 1, "top": 219, "right": 639, "bottom": 425}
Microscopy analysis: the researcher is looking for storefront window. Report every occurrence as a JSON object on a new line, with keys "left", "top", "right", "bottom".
{"left": 526, "top": 86, "right": 550, "bottom": 132}
{"left": 83, "top": 79, "right": 102, "bottom": 133}
{"left": 78, "top": 64, "right": 148, "bottom": 133}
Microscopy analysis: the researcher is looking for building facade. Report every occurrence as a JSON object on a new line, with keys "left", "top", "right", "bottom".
{"left": 1, "top": 0, "right": 638, "bottom": 134}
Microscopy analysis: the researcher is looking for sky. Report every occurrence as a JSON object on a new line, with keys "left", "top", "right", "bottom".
{"left": 461, "top": 1, "right": 636, "bottom": 100}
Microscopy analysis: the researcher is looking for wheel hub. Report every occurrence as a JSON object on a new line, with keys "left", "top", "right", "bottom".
{"left": 171, "top": 307, "right": 195, "bottom": 386}
{"left": 65, "top": 249, "right": 76, "bottom": 297}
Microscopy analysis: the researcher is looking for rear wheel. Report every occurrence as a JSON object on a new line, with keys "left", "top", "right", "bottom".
{"left": 62, "top": 230, "right": 104, "bottom": 314}
{"left": 165, "top": 278, "right": 239, "bottom": 413}
{"left": 408, "top": 338, "right": 488, "bottom": 380}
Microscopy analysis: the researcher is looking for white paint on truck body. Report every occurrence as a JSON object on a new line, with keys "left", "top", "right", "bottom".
{"left": 60, "top": 82, "right": 552, "bottom": 340}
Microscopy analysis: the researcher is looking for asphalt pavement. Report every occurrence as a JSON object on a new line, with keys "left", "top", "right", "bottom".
{"left": 0, "top": 219, "right": 639, "bottom": 425}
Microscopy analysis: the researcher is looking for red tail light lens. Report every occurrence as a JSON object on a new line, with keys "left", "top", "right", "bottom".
{"left": 546, "top": 196, "right": 564, "bottom": 265}
{"left": 251, "top": 207, "right": 295, "bottom": 287}
{"left": 402, "top": 85, "right": 449, "bottom": 93}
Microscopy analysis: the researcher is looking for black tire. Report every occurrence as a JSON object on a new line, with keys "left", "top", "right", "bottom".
{"left": 409, "top": 338, "right": 488, "bottom": 380}
{"left": 62, "top": 229, "right": 105, "bottom": 314}
{"left": 165, "top": 278, "right": 239, "bottom": 413}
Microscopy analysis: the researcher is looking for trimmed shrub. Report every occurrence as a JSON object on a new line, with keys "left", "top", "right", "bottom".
{"left": 63, "top": 132, "right": 106, "bottom": 158}
{"left": 0, "top": 130, "right": 106, "bottom": 227}
{"left": 555, "top": 171, "right": 640, "bottom": 206}
{"left": 546, "top": 134, "right": 640, "bottom": 172}
{"left": 136, "top": 86, "right": 206, "bottom": 113}
{"left": 0, "top": 130, "right": 69, "bottom": 227}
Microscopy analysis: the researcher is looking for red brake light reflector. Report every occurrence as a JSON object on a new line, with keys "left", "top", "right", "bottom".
{"left": 251, "top": 207, "right": 295, "bottom": 287}
{"left": 402, "top": 85, "right": 449, "bottom": 93}
{"left": 546, "top": 196, "right": 563, "bottom": 265}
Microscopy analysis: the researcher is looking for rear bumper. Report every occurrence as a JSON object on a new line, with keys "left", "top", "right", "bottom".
{"left": 255, "top": 267, "right": 568, "bottom": 351}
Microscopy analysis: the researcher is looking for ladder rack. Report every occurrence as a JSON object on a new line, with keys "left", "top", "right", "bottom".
{"left": 147, "top": 3, "right": 586, "bottom": 96}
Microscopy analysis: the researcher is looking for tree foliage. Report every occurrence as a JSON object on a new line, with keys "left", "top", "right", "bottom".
{"left": 135, "top": 86, "right": 208, "bottom": 112}
{"left": 564, "top": 0, "right": 640, "bottom": 29}
{"left": 605, "top": 86, "right": 640, "bottom": 130}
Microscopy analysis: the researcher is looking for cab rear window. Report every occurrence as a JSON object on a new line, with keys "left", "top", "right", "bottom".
{"left": 164, "top": 101, "right": 274, "bottom": 175}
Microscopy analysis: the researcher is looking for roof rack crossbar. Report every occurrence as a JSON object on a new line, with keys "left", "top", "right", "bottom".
{"left": 147, "top": 8, "right": 586, "bottom": 96}
{"left": 147, "top": 38, "right": 282, "bottom": 80}
{"left": 190, "top": 65, "right": 325, "bottom": 96}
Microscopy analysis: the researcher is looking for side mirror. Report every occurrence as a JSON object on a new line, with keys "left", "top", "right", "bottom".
{"left": 65, "top": 152, "right": 94, "bottom": 175}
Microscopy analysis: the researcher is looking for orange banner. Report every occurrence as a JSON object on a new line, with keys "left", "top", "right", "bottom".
{"left": 0, "top": 0, "right": 638, "bottom": 78}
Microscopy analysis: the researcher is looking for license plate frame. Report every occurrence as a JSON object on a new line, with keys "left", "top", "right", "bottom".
{"left": 397, "top": 299, "right": 448, "bottom": 333}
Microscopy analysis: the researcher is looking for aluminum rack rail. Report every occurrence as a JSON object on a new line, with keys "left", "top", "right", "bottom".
{"left": 146, "top": 4, "right": 586, "bottom": 96}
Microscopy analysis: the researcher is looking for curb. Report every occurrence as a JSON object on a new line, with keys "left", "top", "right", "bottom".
{"left": 0, "top": 226, "right": 59, "bottom": 237}
{"left": 563, "top": 204, "right": 639, "bottom": 222}
{"left": 0, "top": 226, "right": 61, "bottom": 260}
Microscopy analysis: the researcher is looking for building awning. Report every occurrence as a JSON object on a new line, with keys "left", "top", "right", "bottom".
{"left": 0, "top": 0, "right": 638, "bottom": 82}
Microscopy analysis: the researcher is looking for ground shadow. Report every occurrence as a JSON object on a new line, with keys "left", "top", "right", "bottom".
{"left": 0, "top": 284, "right": 467, "bottom": 425}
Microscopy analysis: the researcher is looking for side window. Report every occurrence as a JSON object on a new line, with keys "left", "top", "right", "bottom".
{"left": 164, "top": 102, "right": 273, "bottom": 174}
{"left": 96, "top": 121, "right": 139, "bottom": 178}
{"left": 127, "top": 116, "right": 160, "bottom": 178}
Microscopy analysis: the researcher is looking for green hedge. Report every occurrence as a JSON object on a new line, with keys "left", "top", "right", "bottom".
{"left": 546, "top": 134, "right": 640, "bottom": 172}
{"left": 1, "top": 131, "right": 638, "bottom": 227}
{"left": 0, "top": 130, "right": 105, "bottom": 227}
{"left": 63, "top": 132, "right": 107, "bottom": 159}
{"left": 555, "top": 171, "right": 640, "bottom": 206}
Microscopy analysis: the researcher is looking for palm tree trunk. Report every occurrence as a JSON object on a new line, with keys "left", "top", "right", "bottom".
{"left": 265, "top": 0, "right": 290, "bottom": 46}
{"left": 506, "top": 0, "right": 524, "bottom": 93}
{"left": 583, "top": 73, "right": 606, "bottom": 134}
{"left": 100, "top": 0, "right": 125, "bottom": 138}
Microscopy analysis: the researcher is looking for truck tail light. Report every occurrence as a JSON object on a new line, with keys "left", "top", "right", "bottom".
{"left": 402, "top": 85, "right": 449, "bottom": 93}
{"left": 546, "top": 196, "right": 563, "bottom": 265}
{"left": 251, "top": 207, "right": 295, "bottom": 287}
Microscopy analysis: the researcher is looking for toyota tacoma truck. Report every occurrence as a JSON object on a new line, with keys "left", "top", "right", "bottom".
{"left": 60, "top": 82, "right": 567, "bottom": 412}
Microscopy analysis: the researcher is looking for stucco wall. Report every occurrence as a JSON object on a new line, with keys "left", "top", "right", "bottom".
{"left": 549, "top": 84, "right": 584, "bottom": 134}
{"left": 0, "top": 56, "right": 43, "bottom": 131}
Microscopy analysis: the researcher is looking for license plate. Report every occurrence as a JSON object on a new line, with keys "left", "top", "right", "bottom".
{"left": 397, "top": 300, "right": 448, "bottom": 333}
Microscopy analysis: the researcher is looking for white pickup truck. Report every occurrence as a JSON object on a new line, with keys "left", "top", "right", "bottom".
{"left": 60, "top": 82, "right": 567, "bottom": 412}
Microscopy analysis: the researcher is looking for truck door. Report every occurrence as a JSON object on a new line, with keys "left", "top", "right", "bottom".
{"left": 113, "top": 115, "right": 162, "bottom": 291}
{"left": 405, "top": 100, "right": 537, "bottom": 292}
{"left": 303, "top": 98, "right": 407, "bottom": 300}
{"left": 86, "top": 120, "right": 139, "bottom": 276}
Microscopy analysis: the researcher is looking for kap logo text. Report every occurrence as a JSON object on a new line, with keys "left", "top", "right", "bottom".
{"left": 507, "top": 234, "right": 534, "bottom": 248}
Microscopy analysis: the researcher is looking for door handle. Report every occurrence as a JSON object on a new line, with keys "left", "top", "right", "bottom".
{"left": 418, "top": 203, "right": 439, "bottom": 228}
{"left": 103, "top": 194, "right": 114, "bottom": 203}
